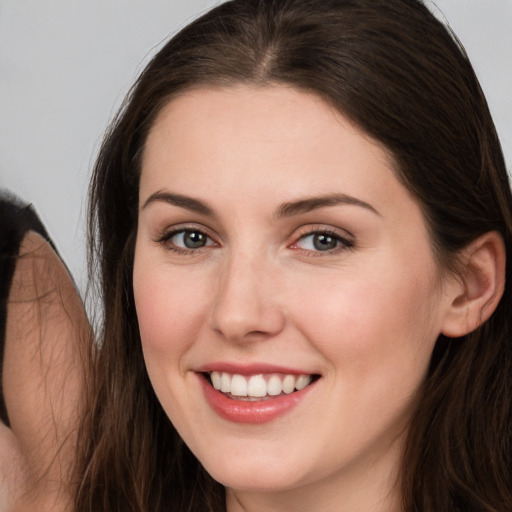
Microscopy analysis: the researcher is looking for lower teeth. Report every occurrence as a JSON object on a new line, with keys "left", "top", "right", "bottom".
{"left": 225, "top": 393, "right": 279, "bottom": 401}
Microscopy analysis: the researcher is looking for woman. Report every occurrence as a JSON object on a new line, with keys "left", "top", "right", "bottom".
{"left": 75, "top": 0, "right": 512, "bottom": 510}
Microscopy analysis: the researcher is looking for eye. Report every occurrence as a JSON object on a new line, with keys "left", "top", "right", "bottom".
{"left": 158, "top": 228, "right": 216, "bottom": 252}
{"left": 293, "top": 230, "right": 354, "bottom": 253}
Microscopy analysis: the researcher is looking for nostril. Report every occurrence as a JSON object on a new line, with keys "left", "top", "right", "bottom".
{"left": 248, "top": 330, "right": 267, "bottom": 336}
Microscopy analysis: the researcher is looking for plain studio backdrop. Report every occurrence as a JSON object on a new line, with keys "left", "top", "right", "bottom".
{"left": 1, "top": 0, "right": 511, "bottom": 295}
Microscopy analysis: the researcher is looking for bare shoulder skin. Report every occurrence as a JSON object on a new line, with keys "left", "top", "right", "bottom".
{"left": 0, "top": 231, "right": 91, "bottom": 511}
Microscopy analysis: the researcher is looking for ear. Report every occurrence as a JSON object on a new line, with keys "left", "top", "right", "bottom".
{"left": 441, "top": 231, "right": 506, "bottom": 338}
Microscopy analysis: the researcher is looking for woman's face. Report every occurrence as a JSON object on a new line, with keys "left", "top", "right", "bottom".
{"left": 133, "top": 85, "right": 455, "bottom": 505}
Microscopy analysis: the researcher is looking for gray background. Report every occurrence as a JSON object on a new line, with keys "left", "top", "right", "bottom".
{"left": 1, "top": 0, "right": 511, "bottom": 293}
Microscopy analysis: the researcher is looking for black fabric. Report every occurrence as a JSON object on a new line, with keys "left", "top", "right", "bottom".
{"left": 0, "top": 190, "right": 52, "bottom": 427}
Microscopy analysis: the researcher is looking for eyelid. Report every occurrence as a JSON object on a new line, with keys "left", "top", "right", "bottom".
{"left": 288, "top": 225, "right": 355, "bottom": 254}
{"left": 293, "top": 224, "right": 354, "bottom": 239}
{"left": 154, "top": 224, "right": 219, "bottom": 252}
{"left": 153, "top": 223, "right": 354, "bottom": 256}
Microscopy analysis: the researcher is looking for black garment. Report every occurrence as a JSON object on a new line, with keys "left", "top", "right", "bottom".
{"left": 0, "top": 190, "right": 53, "bottom": 427}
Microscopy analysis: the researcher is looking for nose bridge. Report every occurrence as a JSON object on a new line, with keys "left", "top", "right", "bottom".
{"left": 210, "top": 244, "right": 284, "bottom": 342}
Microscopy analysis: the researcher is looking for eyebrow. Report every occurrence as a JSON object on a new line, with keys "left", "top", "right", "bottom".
{"left": 142, "top": 191, "right": 215, "bottom": 217}
{"left": 275, "top": 194, "right": 380, "bottom": 218}
{"left": 141, "top": 190, "right": 380, "bottom": 218}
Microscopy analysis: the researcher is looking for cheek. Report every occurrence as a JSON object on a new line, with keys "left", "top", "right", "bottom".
{"left": 288, "top": 265, "right": 441, "bottom": 452}
{"left": 133, "top": 258, "right": 209, "bottom": 366}
{"left": 289, "top": 256, "right": 441, "bottom": 384}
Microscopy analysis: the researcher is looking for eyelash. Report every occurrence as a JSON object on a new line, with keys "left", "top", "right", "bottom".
{"left": 292, "top": 229, "right": 354, "bottom": 255}
{"left": 155, "top": 227, "right": 217, "bottom": 255}
{"left": 155, "top": 227, "right": 354, "bottom": 256}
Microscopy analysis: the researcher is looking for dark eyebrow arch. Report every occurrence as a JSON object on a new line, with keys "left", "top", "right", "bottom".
{"left": 142, "top": 191, "right": 215, "bottom": 217}
{"left": 275, "top": 194, "right": 380, "bottom": 218}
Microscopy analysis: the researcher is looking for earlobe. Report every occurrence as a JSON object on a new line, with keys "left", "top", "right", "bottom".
{"left": 441, "top": 231, "right": 506, "bottom": 338}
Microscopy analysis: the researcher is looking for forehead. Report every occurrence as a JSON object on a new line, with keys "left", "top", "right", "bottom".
{"left": 140, "top": 85, "right": 398, "bottom": 200}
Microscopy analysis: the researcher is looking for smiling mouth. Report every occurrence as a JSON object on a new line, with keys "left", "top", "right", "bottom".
{"left": 204, "top": 371, "right": 321, "bottom": 401}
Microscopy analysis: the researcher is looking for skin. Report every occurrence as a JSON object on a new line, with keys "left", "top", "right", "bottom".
{"left": 1, "top": 232, "right": 90, "bottom": 511}
{"left": 133, "top": 85, "right": 464, "bottom": 512}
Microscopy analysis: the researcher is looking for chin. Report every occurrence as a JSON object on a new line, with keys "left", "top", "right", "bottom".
{"left": 201, "top": 455, "right": 308, "bottom": 493}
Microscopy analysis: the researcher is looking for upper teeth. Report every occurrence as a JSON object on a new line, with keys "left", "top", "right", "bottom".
{"left": 210, "top": 371, "right": 312, "bottom": 398}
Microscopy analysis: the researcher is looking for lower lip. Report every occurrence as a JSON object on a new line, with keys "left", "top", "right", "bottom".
{"left": 198, "top": 374, "right": 316, "bottom": 424}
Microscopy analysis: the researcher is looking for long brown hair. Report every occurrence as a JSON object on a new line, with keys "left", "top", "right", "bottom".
{"left": 76, "top": 0, "right": 512, "bottom": 510}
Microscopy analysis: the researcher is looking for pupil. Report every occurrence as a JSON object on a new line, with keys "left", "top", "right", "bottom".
{"left": 313, "top": 234, "right": 337, "bottom": 251}
{"left": 184, "top": 231, "right": 206, "bottom": 248}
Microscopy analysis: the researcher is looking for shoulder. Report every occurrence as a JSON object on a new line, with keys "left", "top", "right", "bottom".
{"left": 0, "top": 190, "right": 91, "bottom": 512}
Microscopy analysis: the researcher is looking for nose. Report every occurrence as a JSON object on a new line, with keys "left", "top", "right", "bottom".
{"left": 210, "top": 252, "right": 285, "bottom": 343}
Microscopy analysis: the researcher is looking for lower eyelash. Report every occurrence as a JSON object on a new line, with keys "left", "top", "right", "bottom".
{"left": 298, "top": 230, "right": 354, "bottom": 252}
{"left": 153, "top": 228, "right": 353, "bottom": 256}
{"left": 155, "top": 229, "right": 178, "bottom": 244}
{"left": 154, "top": 229, "right": 211, "bottom": 253}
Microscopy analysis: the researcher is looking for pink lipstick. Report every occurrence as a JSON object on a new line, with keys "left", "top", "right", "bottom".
{"left": 196, "top": 364, "right": 319, "bottom": 424}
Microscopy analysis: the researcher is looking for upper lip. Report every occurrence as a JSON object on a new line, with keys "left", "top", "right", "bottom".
{"left": 195, "top": 362, "right": 317, "bottom": 376}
